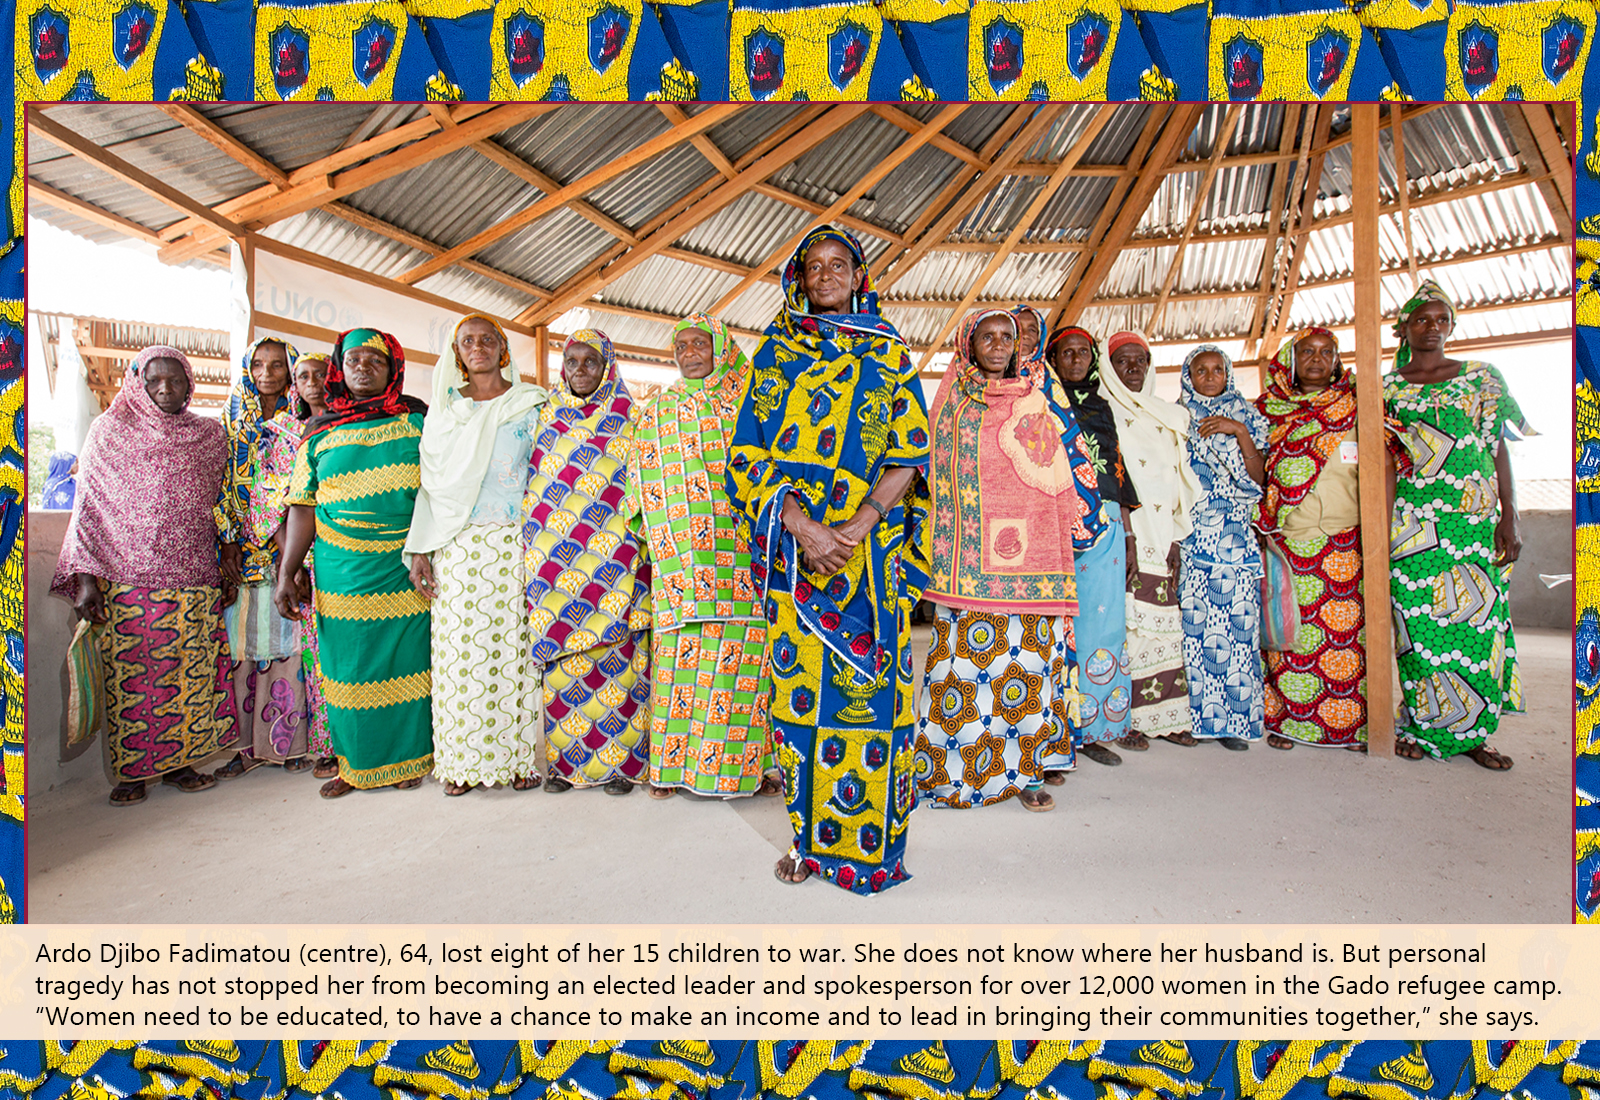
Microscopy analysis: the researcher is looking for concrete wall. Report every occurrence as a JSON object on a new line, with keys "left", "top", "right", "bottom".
{"left": 1510, "top": 509, "right": 1573, "bottom": 631}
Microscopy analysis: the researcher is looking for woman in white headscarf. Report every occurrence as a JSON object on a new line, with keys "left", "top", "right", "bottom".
{"left": 406, "top": 314, "right": 548, "bottom": 795}
{"left": 1099, "top": 330, "right": 1204, "bottom": 747}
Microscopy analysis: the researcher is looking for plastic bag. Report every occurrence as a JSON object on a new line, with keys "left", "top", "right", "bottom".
{"left": 1259, "top": 536, "right": 1302, "bottom": 652}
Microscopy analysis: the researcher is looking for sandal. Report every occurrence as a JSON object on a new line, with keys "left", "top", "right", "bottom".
{"left": 213, "top": 753, "right": 266, "bottom": 781}
{"left": 319, "top": 778, "right": 355, "bottom": 799}
{"left": 1116, "top": 731, "right": 1150, "bottom": 751}
{"left": 1346, "top": 743, "right": 1368, "bottom": 753}
{"left": 1163, "top": 730, "right": 1198, "bottom": 746}
{"left": 773, "top": 850, "right": 812, "bottom": 885}
{"left": 109, "top": 781, "right": 147, "bottom": 807}
{"left": 443, "top": 781, "right": 474, "bottom": 797}
{"left": 757, "top": 774, "right": 784, "bottom": 797}
{"left": 312, "top": 756, "right": 339, "bottom": 779}
{"left": 648, "top": 785, "right": 677, "bottom": 800}
{"left": 1266, "top": 733, "right": 1296, "bottom": 750}
{"left": 512, "top": 774, "right": 542, "bottom": 791}
{"left": 1042, "top": 770, "right": 1068, "bottom": 786}
{"left": 1081, "top": 742, "right": 1122, "bottom": 766}
{"left": 1466, "top": 745, "right": 1513, "bottom": 771}
{"left": 283, "top": 756, "right": 314, "bottom": 773}
{"left": 1217, "top": 737, "right": 1251, "bottom": 752}
{"left": 394, "top": 777, "right": 423, "bottom": 790}
{"left": 1018, "top": 788, "right": 1055, "bottom": 812}
{"left": 161, "top": 767, "right": 217, "bottom": 793}
{"left": 545, "top": 775, "right": 574, "bottom": 793}
{"left": 1394, "top": 740, "right": 1425, "bottom": 761}
{"left": 603, "top": 776, "right": 634, "bottom": 796}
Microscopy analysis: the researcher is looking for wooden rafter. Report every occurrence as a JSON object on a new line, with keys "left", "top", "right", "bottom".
{"left": 915, "top": 106, "right": 1118, "bottom": 368}
{"left": 876, "top": 105, "right": 1067, "bottom": 293}
{"left": 524, "top": 105, "right": 872, "bottom": 327}
{"left": 707, "top": 104, "right": 968, "bottom": 317}
{"left": 1056, "top": 103, "right": 1206, "bottom": 326}
{"left": 395, "top": 104, "right": 742, "bottom": 286}
{"left": 1504, "top": 103, "right": 1573, "bottom": 244}
{"left": 29, "top": 181, "right": 177, "bottom": 251}
{"left": 157, "top": 104, "right": 559, "bottom": 263}
{"left": 469, "top": 138, "right": 640, "bottom": 245}
{"left": 868, "top": 104, "right": 986, "bottom": 170}
{"left": 1390, "top": 105, "right": 1419, "bottom": 288}
{"left": 321, "top": 201, "right": 551, "bottom": 302}
{"left": 29, "top": 109, "right": 248, "bottom": 240}
{"left": 1145, "top": 104, "right": 1245, "bottom": 334}
{"left": 1262, "top": 106, "right": 1333, "bottom": 360}
{"left": 156, "top": 105, "right": 289, "bottom": 187}
{"left": 655, "top": 104, "right": 737, "bottom": 180}
{"left": 1241, "top": 104, "right": 1302, "bottom": 362}
{"left": 1523, "top": 103, "right": 1574, "bottom": 218}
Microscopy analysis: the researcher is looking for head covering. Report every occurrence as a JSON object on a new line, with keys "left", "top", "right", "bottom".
{"left": 523, "top": 327, "right": 646, "bottom": 666}
{"left": 1099, "top": 329, "right": 1204, "bottom": 566}
{"left": 222, "top": 336, "right": 299, "bottom": 574}
{"left": 1179, "top": 344, "right": 1267, "bottom": 512}
{"left": 965, "top": 308, "right": 1018, "bottom": 377}
{"left": 404, "top": 313, "right": 547, "bottom": 562}
{"left": 726, "top": 223, "right": 930, "bottom": 682}
{"left": 1043, "top": 323, "right": 1126, "bottom": 497}
{"left": 924, "top": 309, "right": 1092, "bottom": 616}
{"left": 303, "top": 328, "right": 426, "bottom": 440}
{"left": 631, "top": 312, "right": 754, "bottom": 632}
{"left": 1391, "top": 278, "right": 1456, "bottom": 372}
{"left": 289, "top": 352, "right": 332, "bottom": 420}
{"left": 1010, "top": 303, "right": 1048, "bottom": 368}
{"left": 51, "top": 346, "right": 229, "bottom": 596}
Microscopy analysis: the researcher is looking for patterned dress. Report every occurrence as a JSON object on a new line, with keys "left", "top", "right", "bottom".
{"left": 629, "top": 316, "right": 774, "bottom": 796}
{"left": 285, "top": 413, "right": 434, "bottom": 787}
{"left": 1385, "top": 361, "right": 1528, "bottom": 757}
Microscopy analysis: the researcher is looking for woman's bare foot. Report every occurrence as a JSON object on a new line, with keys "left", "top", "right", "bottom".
{"left": 774, "top": 852, "right": 811, "bottom": 884}
{"left": 1466, "top": 744, "right": 1513, "bottom": 770}
{"left": 1018, "top": 788, "right": 1054, "bottom": 812}
{"left": 1266, "top": 733, "right": 1295, "bottom": 750}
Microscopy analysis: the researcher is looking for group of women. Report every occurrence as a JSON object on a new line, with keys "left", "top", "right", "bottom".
{"left": 53, "top": 220, "right": 1530, "bottom": 892}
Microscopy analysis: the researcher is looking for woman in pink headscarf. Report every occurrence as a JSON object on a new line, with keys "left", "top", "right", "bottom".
{"left": 52, "top": 346, "right": 241, "bottom": 806}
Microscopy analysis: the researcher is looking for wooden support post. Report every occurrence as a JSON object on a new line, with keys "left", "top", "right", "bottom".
{"left": 1351, "top": 103, "right": 1394, "bottom": 758}
{"left": 533, "top": 324, "right": 550, "bottom": 387}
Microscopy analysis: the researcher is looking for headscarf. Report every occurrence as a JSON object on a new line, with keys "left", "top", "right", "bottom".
{"left": 1099, "top": 330, "right": 1203, "bottom": 566}
{"left": 303, "top": 327, "right": 426, "bottom": 440}
{"left": 1010, "top": 303, "right": 1049, "bottom": 368}
{"left": 629, "top": 313, "right": 754, "bottom": 631}
{"left": 522, "top": 328, "right": 647, "bottom": 666}
{"left": 1044, "top": 323, "right": 1132, "bottom": 506}
{"left": 924, "top": 309, "right": 1101, "bottom": 616}
{"left": 1256, "top": 327, "right": 1409, "bottom": 533}
{"left": 405, "top": 313, "right": 547, "bottom": 561}
{"left": 289, "top": 352, "right": 332, "bottom": 420}
{"left": 1179, "top": 344, "right": 1267, "bottom": 516}
{"left": 1391, "top": 278, "right": 1456, "bottom": 373}
{"left": 51, "top": 346, "right": 229, "bottom": 596}
{"left": 726, "top": 223, "right": 931, "bottom": 681}
{"left": 222, "top": 336, "right": 298, "bottom": 579}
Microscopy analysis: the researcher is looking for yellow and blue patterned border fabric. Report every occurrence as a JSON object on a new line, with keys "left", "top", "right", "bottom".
{"left": 1, "top": 1043, "right": 1598, "bottom": 1100}
{"left": 0, "top": 240, "right": 19, "bottom": 924}
{"left": 4, "top": 1, "right": 1594, "bottom": 921}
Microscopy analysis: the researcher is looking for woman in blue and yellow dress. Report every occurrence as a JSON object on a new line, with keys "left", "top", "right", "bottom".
{"left": 275, "top": 328, "right": 433, "bottom": 797}
{"left": 726, "top": 224, "right": 931, "bottom": 893}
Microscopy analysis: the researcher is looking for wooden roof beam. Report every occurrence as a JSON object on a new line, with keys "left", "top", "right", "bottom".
{"left": 470, "top": 138, "right": 640, "bottom": 246}
{"left": 916, "top": 105, "right": 1118, "bottom": 366}
{"left": 1506, "top": 104, "right": 1573, "bottom": 243}
{"left": 707, "top": 104, "right": 968, "bottom": 317}
{"left": 868, "top": 104, "right": 986, "bottom": 170}
{"left": 1146, "top": 105, "right": 1246, "bottom": 334}
{"left": 155, "top": 105, "right": 289, "bottom": 187}
{"left": 29, "top": 109, "right": 248, "bottom": 240}
{"left": 395, "top": 103, "right": 741, "bottom": 286}
{"left": 1240, "top": 104, "right": 1300, "bottom": 361}
{"left": 321, "top": 201, "right": 551, "bottom": 302}
{"left": 655, "top": 104, "right": 738, "bottom": 180}
{"left": 1056, "top": 103, "right": 1207, "bottom": 326}
{"left": 525, "top": 105, "right": 872, "bottom": 327}
{"left": 1263, "top": 106, "right": 1333, "bottom": 358}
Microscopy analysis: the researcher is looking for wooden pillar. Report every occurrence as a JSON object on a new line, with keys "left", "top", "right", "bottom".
{"left": 1351, "top": 103, "right": 1394, "bottom": 757}
{"left": 533, "top": 323, "right": 549, "bottom": 387}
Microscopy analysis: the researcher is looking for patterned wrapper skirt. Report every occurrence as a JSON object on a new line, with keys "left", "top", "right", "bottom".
{"left": 1125, "top": 567, "right": 1190, "bottom": 739}
{"left": 1265, "top": 527, "right": 1370, "bottom": 747}
{"left": 544, "top": 635, "right": 651, "bottom": 786}
{"left": 431, "top": 525, "right": 540, "bottom": 787}
{"left": 102, "top": 583, "right": 239, "bottom": 782}
{"left": 300, "top": 585, "right": 331, "bottom": 759}
{"left": 769, "top": 593, "right": 917, "bottom": 893}
{"left": 1071, "top": 515, "right": 1133, "bottom": 746}
{"left": 1180, "top": 515, "right": 1265, "bottom": 741}
{"left": 226, "top": 581, "right": 309, "bottom": 764}
{"left": 648, "top": 619, "right": 775, "bottom": 796}
{"left": 913, "top": 604, "right": 1076, "bottom": 807}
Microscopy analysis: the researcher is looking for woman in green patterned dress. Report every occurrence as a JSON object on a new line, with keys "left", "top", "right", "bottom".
{"left": 1384, "top": 280, "right": 1529, "bottom": 768}
{"left": 275, "top": 328, "right": 433, "bottom": 796}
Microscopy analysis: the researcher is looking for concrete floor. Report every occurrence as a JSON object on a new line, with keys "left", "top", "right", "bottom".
{"left": 28, "top": 628, "right": 1571, "bottom": 924}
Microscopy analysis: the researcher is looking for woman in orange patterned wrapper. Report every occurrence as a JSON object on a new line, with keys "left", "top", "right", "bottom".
{"left": 912, "top": 309, "right": 1110, "bottom": 812}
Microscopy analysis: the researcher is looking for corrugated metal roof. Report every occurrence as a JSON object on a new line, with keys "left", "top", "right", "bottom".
{"left": 26, "top": 102, "right": 1570, "bottom": 361}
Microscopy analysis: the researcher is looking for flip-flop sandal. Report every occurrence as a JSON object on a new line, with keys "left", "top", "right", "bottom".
{"left": 1394, "top": 741, "right": 1425, "bottom": 760}
{"left": 1082, "top": 743, "right": 1122, "bottom": 766}
{"left": 109, "top": 783, "right": 147, "bottom": 807}
{"left": 312, "top": 757, "right": 340, "bottom": 779}
{"left": 1042, "top": 771, "right": 1068, "bottom": 786}
{"left": 320, "top": 778, "right": 355, "bottom": 798}
{"left": 512, "top": 775, "right": 542, "bottom": 791}
{"left": 648, "top": 785, "right": 677, "bottom": 800}
{"left": 1266, "top": 734, "right": 1296, "bottom": 750}
{"left": 1467, "top": 746, "right": 1513, "bottom": 771}
{"left": 162, "top": 770, "right": 218, "bottom": 793}
{"left": 214, "top": 754, "right": 266, "bottom": 780}
{"left": 393, "top": 777, "right": 423, "bottom": 790}
{"left": 774, "top": 850, "right": 812, "bottom": 885}
{"left": 443, "top": 782, "right": 474, "bottom": 797}
{"left": 1018, "top": 789, "right": 1054, "bottom": 812}
{"left": 1164, "top": 731, "right": 1199, "bottom": 747}
{"left": 1217, "top": 737, "right": 1251, "bottom": 751}
{"left": 1116, "top": 731, "right": 1150, "bottom": 751}
{"left": 283, "top": 756, "right": 314, "bottom": 773}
